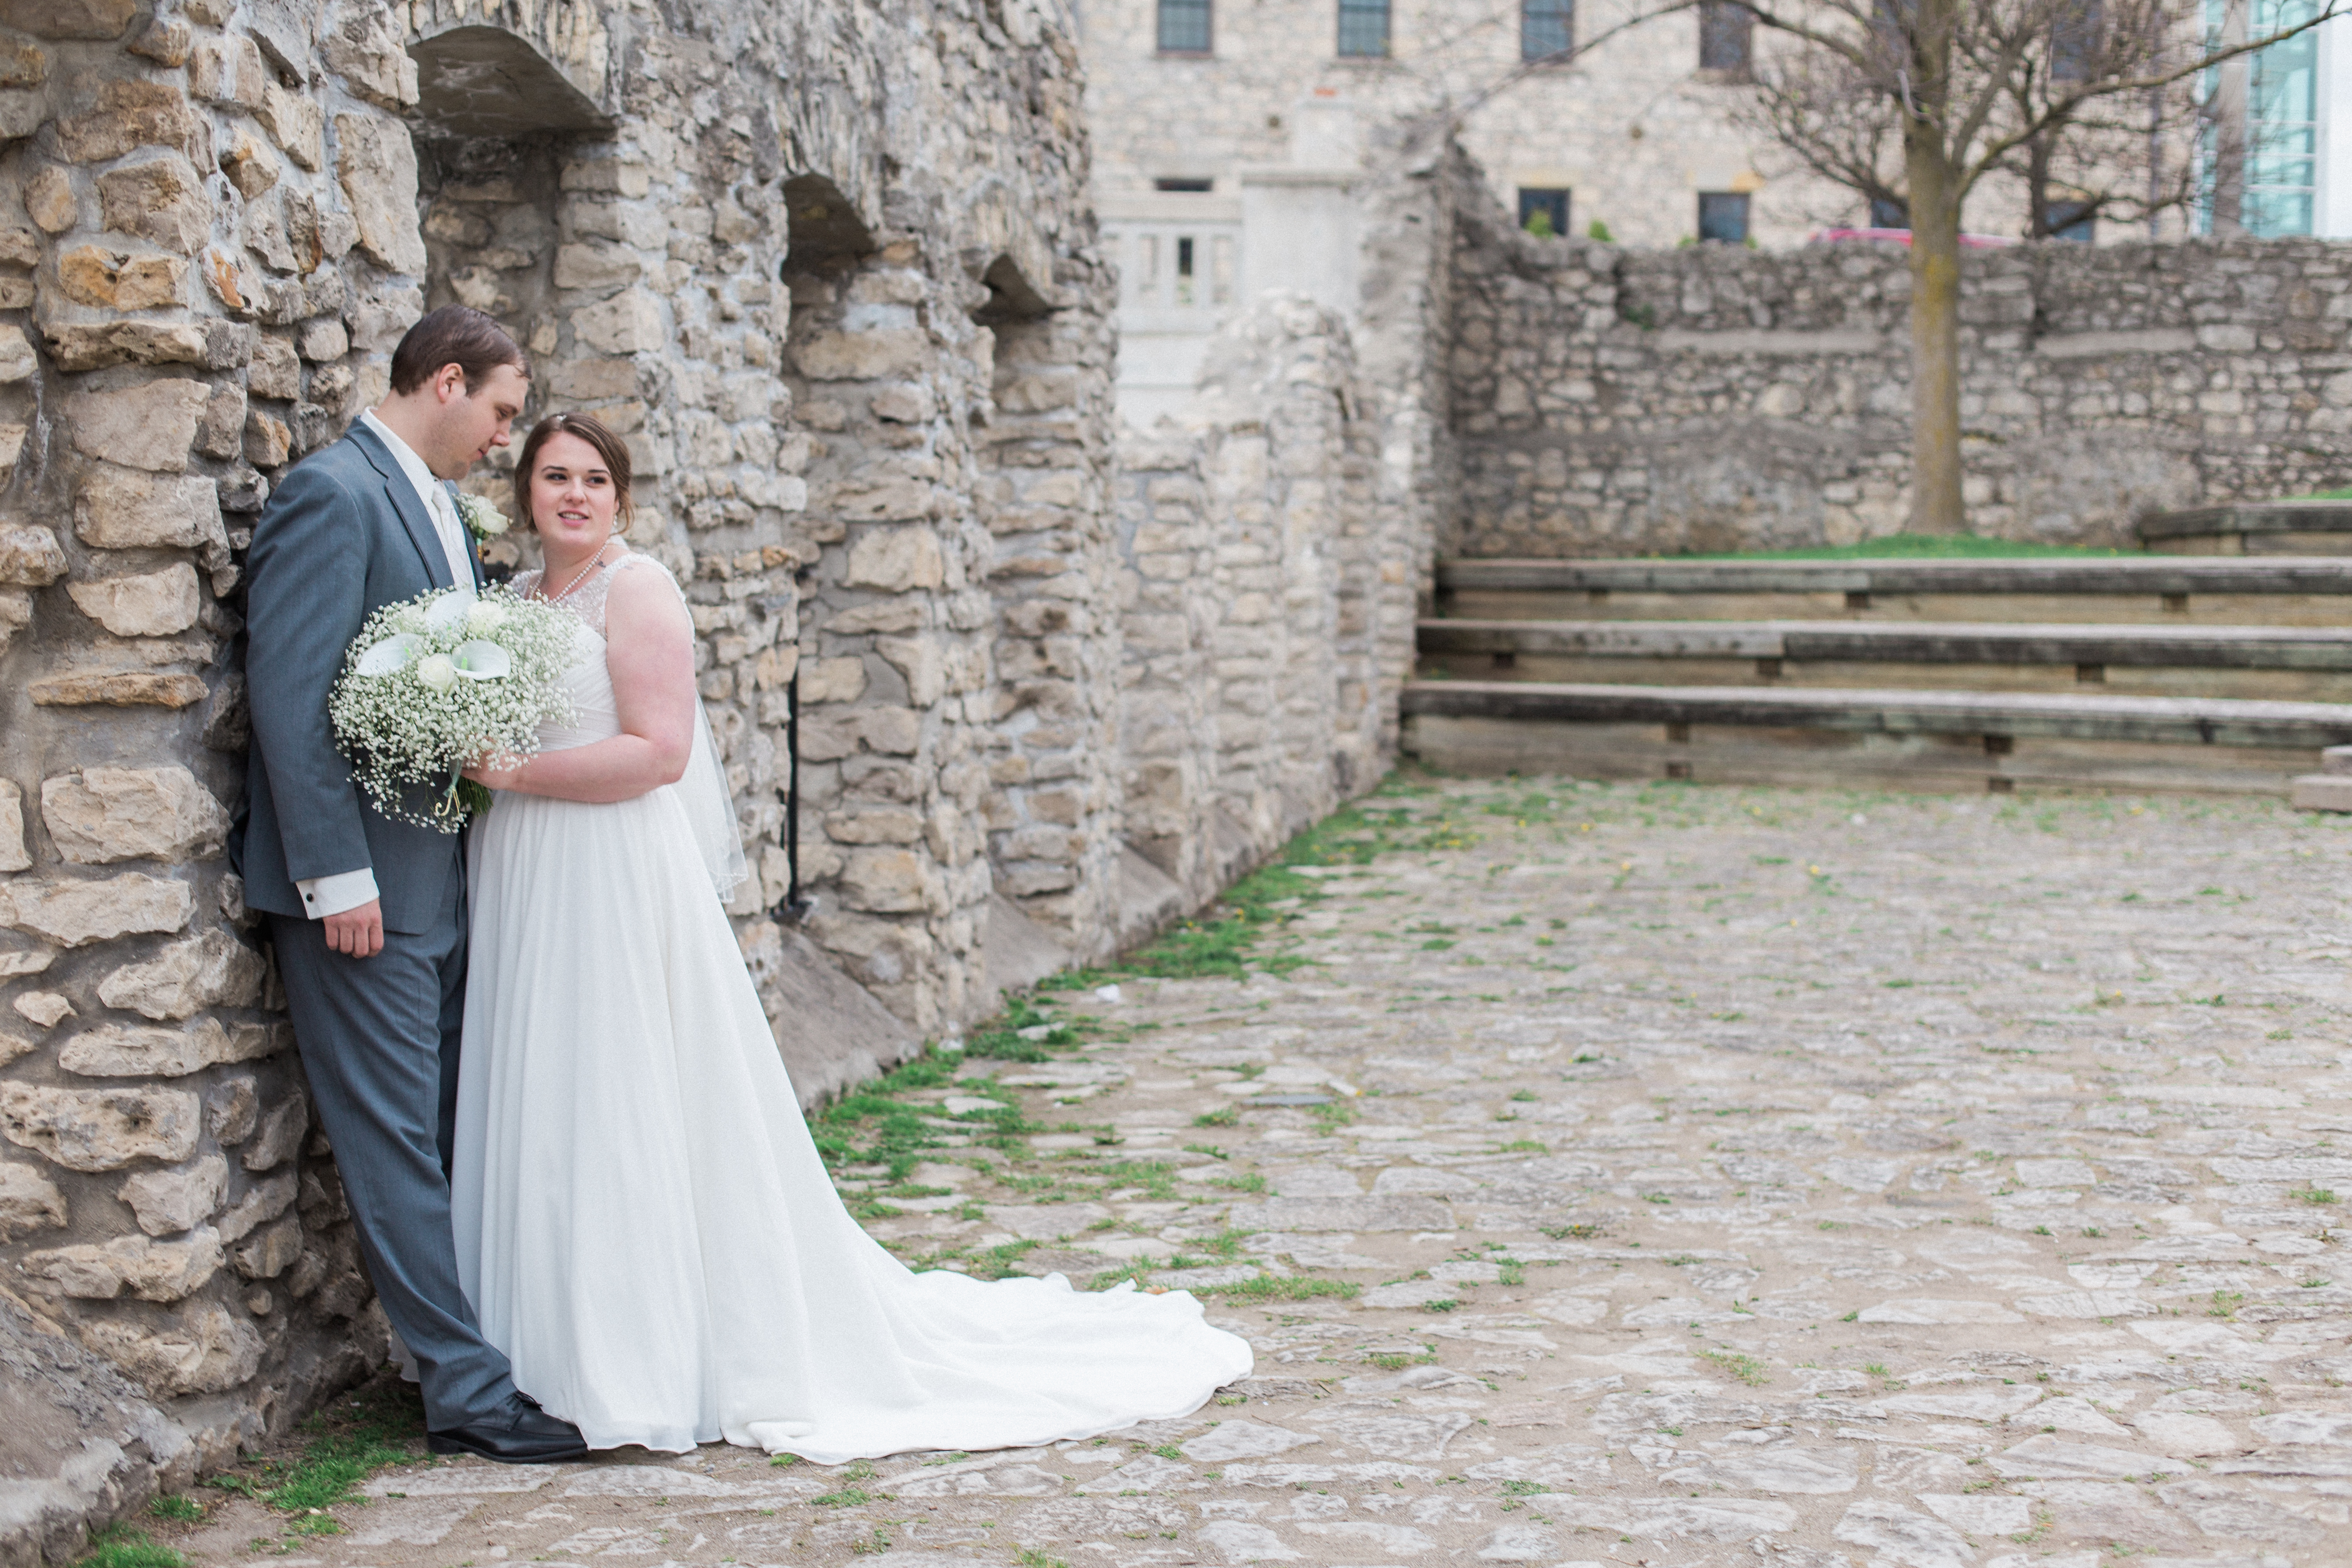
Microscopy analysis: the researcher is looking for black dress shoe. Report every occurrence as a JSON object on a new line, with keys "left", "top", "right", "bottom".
{"left": 427, "top": 1394, "right": 589, "bottom": 1464}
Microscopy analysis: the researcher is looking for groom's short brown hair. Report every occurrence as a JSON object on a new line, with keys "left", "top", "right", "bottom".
{"left": 388, "top": 305, "right": 528, "bottom": 395}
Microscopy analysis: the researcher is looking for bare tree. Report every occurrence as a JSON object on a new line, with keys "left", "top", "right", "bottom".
{"left": 1727, "top": 0, "right": 2338, "bottom": 532}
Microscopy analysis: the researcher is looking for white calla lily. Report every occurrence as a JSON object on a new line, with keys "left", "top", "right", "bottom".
{"left": 355, "top": 634, "right": 423, "bottom": 677}
{"left": 450, "top": 640, "right": 512, "bottom": 679}
{"left": 423, "top": 588, "right": 478, "bottom": 633}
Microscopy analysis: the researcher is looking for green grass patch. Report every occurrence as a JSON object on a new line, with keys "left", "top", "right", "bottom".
{"left": 199, "top": 1379, "right": 427, "bottom": 1537}
{"left": 1198, "top": 1275, "right": 1360, "bottom": 1303}
{"left": 1703, "top": 1349, "right": 1772, "bottom": 1386}
{"left": 1670, "top": 533, "right": 2136, "bottom": 561}
{"left": 145, "top": 1498, "right": 202, "bottom": 1524}
{"left": 77, "top": 1527, "right": 187, "bottom": 1568}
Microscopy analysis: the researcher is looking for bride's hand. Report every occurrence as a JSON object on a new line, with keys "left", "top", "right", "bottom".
{"left": 463, "top": 755, "right": 529, "bottom": 792}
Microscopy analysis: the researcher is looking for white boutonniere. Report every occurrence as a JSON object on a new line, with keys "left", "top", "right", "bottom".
{"left": 455, "top": 492, "right": 509, "bottom": 543}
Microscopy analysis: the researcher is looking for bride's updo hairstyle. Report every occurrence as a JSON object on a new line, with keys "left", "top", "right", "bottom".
{"left": 512, "top": 411, "right": 634, "bottom": 534}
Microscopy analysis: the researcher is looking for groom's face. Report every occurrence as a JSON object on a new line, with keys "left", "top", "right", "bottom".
{"left": 425, "top": 362, "right": 531, "bottom": 480}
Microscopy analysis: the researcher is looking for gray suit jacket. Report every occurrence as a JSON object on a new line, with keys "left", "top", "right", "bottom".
{"left": 233, "top": 422, "right": 483, "bottom": 935}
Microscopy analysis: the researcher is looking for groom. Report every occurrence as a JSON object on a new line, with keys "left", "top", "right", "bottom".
{"left": 236, "top": 305, "right": 586, "bottom": 1463}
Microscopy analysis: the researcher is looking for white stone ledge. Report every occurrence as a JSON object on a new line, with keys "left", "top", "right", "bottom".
{"left": 2033, "top": 328, "right": 2197, "bottom": 358}
{"left": 1653, "top": 329, "right": 1883, "bottom": 355}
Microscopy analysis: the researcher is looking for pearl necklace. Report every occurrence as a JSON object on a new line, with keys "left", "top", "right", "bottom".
{"left": 546, "top": 545, "right": 618, "bottom": 604}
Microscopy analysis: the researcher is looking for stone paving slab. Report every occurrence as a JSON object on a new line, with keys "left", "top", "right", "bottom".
{"left": 169, "top": 777, "right": 2352, "bottom": 1568}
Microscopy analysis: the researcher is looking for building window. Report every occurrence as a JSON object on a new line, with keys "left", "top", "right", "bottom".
{"left": 1154, "top": 177, "right": 1213, "bottom": 192}
{"left": 1698, "top": 2, "right": 1752, "bottom": 72}
{"left": 1518, "top": 188, "right": 1570, "bottom": 237}
{"left": 2200, "top": 0, "right": 2322, "bottom": 236}
{"left": 2046, "top": 200, "right": 2096, "bottom": 241}
{"left": 1158, "top": 0, "right": 1212, "bottom": 54}
{"left": 2050, "top": 0, "right": 2100, "bottom": 80}
{"left": 1868, "top": 194, "right": 1908, "bottom": 229}
{"left": 1337, "top": 0, "right": 1390, "bottom": 57}
{"left": 1523, "top": 0, "right": 1572, "bottom": 62}
{"left": 1698, "top": 191, "right": 1751, "bottom": 243}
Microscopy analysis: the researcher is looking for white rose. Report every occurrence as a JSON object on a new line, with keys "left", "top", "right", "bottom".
{"left": 465, "top": 601, "right": 508, "bottom": 636}
{"left": 461, "top": 496, "right": 510, "bottom": 539}
{"left": 415, "top": 653, "right": 458, "bottom": 692}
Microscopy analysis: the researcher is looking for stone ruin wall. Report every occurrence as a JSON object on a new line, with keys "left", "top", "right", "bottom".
{"left": 0, "top": 0, "right": 1435, "bottom": 1552}
{"left": 1440, "top": 157, "right": 2352, "bottom": 557}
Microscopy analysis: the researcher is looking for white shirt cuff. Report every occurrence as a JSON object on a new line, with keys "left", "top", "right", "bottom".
{"left": 296, "top": 868, "right": 380, "bottom": 919}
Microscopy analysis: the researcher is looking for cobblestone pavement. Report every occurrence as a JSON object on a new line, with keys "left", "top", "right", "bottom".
{"left": 176, "top": 778, "right": 2352, "bottom": 1568}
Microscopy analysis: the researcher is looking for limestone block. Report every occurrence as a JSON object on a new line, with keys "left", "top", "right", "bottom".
{"left": 43, "top": 766, "right": 228, "bottom": 864}
{"left": 801, "top": 656, "right": 867, "bottom": 703}
{"left": 215, "top": 1170, "right": 294, "bottom": 1243}
{"left": 66, "top": 565, "right": 202, "bottom": 639}
{"left": 57, "top": 247, "right": 186, "bottom": 309}
{"left": 98, "top": 929, "right": 267, "bottom": 1020}
{"left": 0, "top": 0, "right": 132, "bottom": 38}
{"left": 839, "top": 847, "right": 937, "bottom": 914}
{"left": 244, "top": 412, "right": 291, "bottom": 468}
{"left": 0, "top": 323, "right": 32, "bottom": 382}
{"left": 824, "top": 808, "right": 923, "bottom": 844}
{"left": 14, "top": 992, "right": 70, "bottom": 1028}
{"left": 96, "top": 155, "right": 210, "bottom": 255}
{"left": 118, "top": 1153, "right": 226, "bottom": 1236}
{"left": 845, "top": 526, "right": 945, "bottom": 591}
{"left": 205, "top": 1074, "right": 257, "bottom": 1145}
{"left": 58, "top": 80, "right": 208, "bottom": 164}
{"left": 0, "top": 1029, "right": 30, "bottom": 1064}
{"left": 323, "top": 7, "right": 417, "bottom": 109}
{"left": 574, "top": 287, "right": 664, "bottom": 353}
{"left": 45, "top": 322, "right": 211, "bottom": 372}
{"left": 553, "top": 241, "right": 641, "bottom": 291}
{"left": 0, "top": 1082, "right": 203, "bottom": 1170}
{"left": 877, "top": 635, "right": 946, "bottom": 705}
{"left": 0, "top": 952, "right": 52, "bottom": 981}
{"left": 0, "top": 1160, "right": 66, "bottom": 1238}
{"left": 334, "top": 114, "right": 421, "bottom": 272}
{"left": 59, "top": 1017, "right": 282, "bottom": 1077}
{"left": 0, "top": 779, "right": 25, "bottom": 872}
{"left": 247, "top": 336, "right": 300, "bottom": 401}
{"left": 26, "top": 1228, "right": 222, "bottom": 1300}
{"left": 81, "top": 1302, "right": 260, "bottom": 1395}
{"left": 257, "top": 81, "right": 323, "bottom": 170}
{"left": 0, "top": 523, "right": 65, "bottom": 587}
{"left": 29, "top": 671, "right": 210, "bottom": 708}
{"left": 795, "top": 328, "right": 929, "bottom": 381}
{"left": 243, "top": 1088, "right": 306, "bottom": 1172}
{"left": 74, "top": 471, "right": 225, "bottom": 556}
{"left": 66, "top": 381, "right": 213, "bottom": 472}
{"left": 188, "top": 35, "right": 263, "bottom": 109}
{"left": 24, "top": 165, "right": 75, "bottom": 232}
{"left": 552, "top": 357, "right": 637, "bottom": 400}
{"left": 230, "top": 1214, "right": 301, "bottom": 1279}
{"left": 0, "top": 89, "right": 39, "bottom": 143}
{"left": 127, "top": 15, "right": 189, "bottom": 66}
{"left": 0, "top": 36, "right": 45, "bottom": 84}
{"left": 0, "top": 874, "right": 195, "bottom": 946}
{"left": 220, "top": 131, "right": 277, "bottom": 199}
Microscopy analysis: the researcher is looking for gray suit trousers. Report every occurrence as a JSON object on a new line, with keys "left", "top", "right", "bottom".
{"left": 269, "top": 872, "right": 516, "bottom": 1429}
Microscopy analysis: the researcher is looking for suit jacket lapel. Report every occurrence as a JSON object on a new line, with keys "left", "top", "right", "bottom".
{"left": 347, "top": 422, "right": 453, "bottom": 591}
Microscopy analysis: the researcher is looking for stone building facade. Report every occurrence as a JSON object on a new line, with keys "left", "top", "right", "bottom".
{"left": 0, "top": 0, "right": 1435, "bottom": 1554}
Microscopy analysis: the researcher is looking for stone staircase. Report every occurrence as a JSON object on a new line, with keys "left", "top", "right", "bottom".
{"left": 1403, "top": 557, "right": 2352, "bottom": 797}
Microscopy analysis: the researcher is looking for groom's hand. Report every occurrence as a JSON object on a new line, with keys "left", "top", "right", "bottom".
{"left": 325, "top": 900, "right": 385, "bottom": 959}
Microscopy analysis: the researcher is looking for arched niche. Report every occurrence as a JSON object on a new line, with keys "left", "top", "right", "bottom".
{"left": 408, "top": 24, "right": 613, "bottom": 139}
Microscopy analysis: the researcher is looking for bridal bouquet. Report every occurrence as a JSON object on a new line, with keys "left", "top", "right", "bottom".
{"left": 328, "top": 584, "right": 579, "bottom": 830}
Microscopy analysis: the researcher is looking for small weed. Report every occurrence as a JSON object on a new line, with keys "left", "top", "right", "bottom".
{"left": 1423, "top": 1298, "right": 1461, "bottom": 1313}
{"left": 1703, "top": 1350, "right": 1770, "bottom": 1387}
{"left": 2296, "top": 1188, "right": 2339, "bottom": 1205}
{"left": 1192, "top": 1107, "right": 1239, "bottom": 1128}
{"left": 146, "top": 1498, "right": 203, "bottom": 1524}
{"left": 1199, "top": 1276, "right": 1360, "bottom": 1304}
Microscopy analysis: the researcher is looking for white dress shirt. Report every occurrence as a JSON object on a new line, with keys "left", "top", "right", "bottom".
{"left": 295, "top": 413, "right": 477, "bottom": 921}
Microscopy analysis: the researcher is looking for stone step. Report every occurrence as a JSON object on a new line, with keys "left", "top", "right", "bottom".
{"left": 1401, "top": 679, "right": 2352, "bottom": 797}
{"left": 1415, "top": 618, "right": 2352, "bottom": 702}
{"left": 2138, "top": 500, "right": 2352, "bottom": 557}
{"left": 1419, "top": 617, "right": 2352, "bottom": 667}
{"left": 1435, "top": 556, "right": 2352, "bottom": 627}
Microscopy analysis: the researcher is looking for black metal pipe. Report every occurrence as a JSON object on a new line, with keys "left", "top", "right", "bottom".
{"left": 772, "top": 634, "right": 813, "bottom": 923}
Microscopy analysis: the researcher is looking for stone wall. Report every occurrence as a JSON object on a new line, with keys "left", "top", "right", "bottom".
{"left": 1445, "top": 184, "right": 2352, "bottom": 556}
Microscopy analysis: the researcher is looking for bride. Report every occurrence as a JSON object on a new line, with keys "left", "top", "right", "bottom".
{"left": 450, "top": 412, "right": 1252, "bottom": 1461}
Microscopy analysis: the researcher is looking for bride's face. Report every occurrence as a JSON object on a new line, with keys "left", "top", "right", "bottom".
{"left": 529, "top": 431, "right": 620, "bottom": 552}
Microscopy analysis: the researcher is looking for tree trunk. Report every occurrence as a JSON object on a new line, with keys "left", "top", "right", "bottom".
{"left": 1905, "top": 120, "right": 1966, "bottom": 535}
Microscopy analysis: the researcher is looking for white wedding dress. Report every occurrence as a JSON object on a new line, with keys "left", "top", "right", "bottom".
{"left": 450, "top": 553, "right": 1252, "bottom": 1459}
